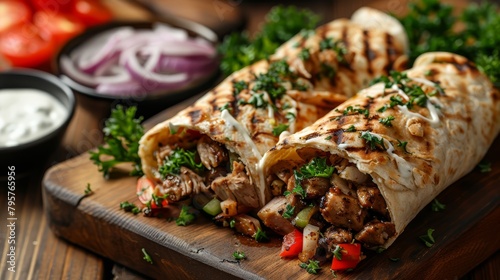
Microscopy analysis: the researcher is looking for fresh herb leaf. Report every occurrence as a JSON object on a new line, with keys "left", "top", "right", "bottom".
{"left": 419, "top": 228, "right": 435, "bottom": 248}
{"left": 299, "top": 260, "right": 321, "bottom": 274}
{"left": 219, "top": 103, "right": 231, "bottom": 112}
{"left": 273, "top": 124, "right": 289, "bottom": 136}
{"left": 333, "top": 245, "right": 343, "bottom": 260}
{"left": 233, "top": 80, "right": 248, "bottom": 95}
{"left": 478, "top": 161, "right": 492, "bottom": 173}
{"left": 300, "top": 157, "right": 335, "bottom": 178}
{"left": 233, "top": 251, "right": 246, "bottom": 261}
{"left": 345, "top": 125, "right": 356, "bottom": 132}
{"left": 360, "top": 131, "right": 386, "bottom": 151}
{"left": 396, "top": 139, "right": 410, "bottom": 154}
{"left": 176, "top": 205, "right": 195, "bottom": 226}
{"left": 169, "top": 122, "right": 178, "bottom": 135}
{"left": 152, "top": 193, "right": 169, "bottom": 207}
{"left": 238, "top": 93, "right": 269, "bottom": 108}
{"left": 229, "top": 219, "right": 236, "bottom": 228}
{"left": 286, "top": 112, "right": 296, "bottom": 121}
{"left": 325, "top": 135, "right": 333, "bottom": 140}
{"left": 320, "top": 62, "right": 336, "bottom": 79}
{"left": 298, "top": 48, "right": 311, "bottom": 60}
{"left": 159, "top": 148, "right": 204, "bottom": 178}
{"left": 142, "top": 248, "right": 153, "bottom": 264}
{"left": 218, "top": 6, "right": 319, "bottom": 76}
{"left": 120, "top": 201, "right": 141, "bottom": 215}
{"left": 379, "top": 115, "right": 395, "bottom": 127}
{"left": 84, "top": 183, "right": 93, "bottom": 195}
{"left": 431, "top": 199, "right": 446, "bottom": 212}
{"left": 89, "top": 105, "right": 144, "bottom": 177}
{"left": 282, "top": 204, "right": 295, "bottom": 219}
{"left": 254, "top": 228, "right": 268, "bottom": 242}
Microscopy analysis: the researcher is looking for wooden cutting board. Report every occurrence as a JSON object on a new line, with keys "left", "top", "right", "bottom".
{"left": 42, "top": 95, "right": 500, "bottom": 280}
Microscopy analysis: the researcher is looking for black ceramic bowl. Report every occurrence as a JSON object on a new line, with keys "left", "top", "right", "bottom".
{"left": 53, "top": 18, "right": 221, "bottom": 120}
{"left": 0, "top": 69, "right": 75, "bottom": 174}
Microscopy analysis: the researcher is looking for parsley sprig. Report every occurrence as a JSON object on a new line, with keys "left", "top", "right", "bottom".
{"left": 159, "top": 148, "right": 204, "bottom": 178}
{"left": 89, "top": 105, "right": 144, "bottom": 177}
{"left": 360, "top": 131, "right": 386, "bottom": 151}
{"left": 218, "top": 6, "right": 319, "bottom": 76}
{"left": 299, "top": 260, "right": 321, "bottom": 274}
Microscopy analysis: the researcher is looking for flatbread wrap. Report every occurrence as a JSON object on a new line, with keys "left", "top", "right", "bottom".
{"left": 258, "top": 52, "right": 500, "bottom": 260}
{"left": 138, "top": 9, "right": 408, "bottom": 225}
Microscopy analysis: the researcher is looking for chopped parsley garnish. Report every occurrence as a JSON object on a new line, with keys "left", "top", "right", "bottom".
{"left": 233, "top": 80, "right": 248, "bottom": 95}
{"left": 142, "top": 248, "right": 153, "bottom": 264}
{"left": 286, "top": 112, "right": 296, "bottom": 121}
{"left": 229, "top": 219, "right": 236, "bottom": 228}
{"left": 342, "top": 106, "right": 369, "bottom": 118}
{"left": 232, "top": 251, "right": 246, "bottom": 261}
{"left": 320, "top": 62, "right": 336, "bottom": 79}
{"left": 345, "top": 125, "right": 356, "bottom": 132}
{"left": 319, "top": 37, "right": 348, "bottom": 63}
{"left": 360, "top": 131, "right": 386, "bottom": 151}
{"left": 84, "top": 183, "right": 93, "bottom": 195}
{"left": 298, "top": 48, "right": 311, "bottom": 60}
{"left": 396, "top": 139, "right": 410, "bottom": 154}
{"left": 159, "top": 148, "right": 204, "bottom": 178}
{"left": 379, "top": 115, "right": 395, "bottom": 127}
{"left": 219, "top": 102, "right": 231, "bottom": 112}
{"left": 419, "top": 228, "right": 435, "bottom": 248}
{"left": 299, "top": 260, "right": 321, "bottom": 274}
{"left": 431, "top": 199, "right": 446, "bottom": 212}
{"left": 238, "top": 93, "right": 269, "bottom": 108}
{"left": 218, "top": 6, "right": 319, "bottom": 76}
{"left": 254, "top": 228, "right": 268, "bottom": 242}
{"left": 120, "top": 201, "right": 141, "bottom": 215}
{"left": 252, "top": 73, "right": 286, "bottom": 101}
{"left": 325, "top": 135, "right": 333, "bottom": 140}
{"left": 282, "top": 204, "right": 295, "bottom": 219}
{"left": 333, "top": 245, "right": 343, "bottom": 260}
{"left": 477, "top": 161, "right": 492, "bottom": 173}
{"left": 300, "top": 157, "right": 335, "bottom": 178}
{"left": 272, "top": 124, "right": 289, "bottom": 136}
{"left": 377, "top": 104, "right": 389, "bottom": 113}
{"left": 89, "top": 105, "right": 144, "bottom": 177}
{"left": 389, "top": 95, "right": 405, "bottom": 107}
{"left": 176, "top": 205, "right": 196, "bottom": 226}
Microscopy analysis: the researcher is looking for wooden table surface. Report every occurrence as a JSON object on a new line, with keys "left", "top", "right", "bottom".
{"left": 1, "top": 0, "right": 498, "bottom": 279}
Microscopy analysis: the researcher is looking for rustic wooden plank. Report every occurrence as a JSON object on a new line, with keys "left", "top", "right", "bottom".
{"left": 42, "top": 106, "right": 500, "bottom": 279}
{"left": 0, "top": 172, "right": 104, "bottom": 280}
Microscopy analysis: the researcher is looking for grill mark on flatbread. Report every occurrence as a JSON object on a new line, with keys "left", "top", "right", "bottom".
{"left": 341, "top": 24, "right": 349, "bottom": 50}
{"left": 363, "top": 30, "right": 373, "bottom": 75}
{"left": 384, "top": 33, "right": 395, "bottom": 74}
{"left": 302, "top": 132, "right": 321, "bottom": 141}
{"left": 188, "top": 109, "right": 202, "bottom": 123}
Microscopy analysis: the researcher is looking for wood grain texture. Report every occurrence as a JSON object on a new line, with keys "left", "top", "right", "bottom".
{"left": 42, "top": 105, "right": 500, "bottom": 279}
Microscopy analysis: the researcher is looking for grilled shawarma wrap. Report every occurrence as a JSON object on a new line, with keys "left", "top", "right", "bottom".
{"left": 259, "top": 52, "right": 500, "bottom": 253}
{"left": 271, "top": 7, "right": 408, "bottom": 108}
{"left": 138, "top": 8, "right": 408, "bottom": 215}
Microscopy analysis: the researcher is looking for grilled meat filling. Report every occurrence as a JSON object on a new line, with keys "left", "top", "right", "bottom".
{"left": 259, "top": 153, "right": 395, "bottom": 248}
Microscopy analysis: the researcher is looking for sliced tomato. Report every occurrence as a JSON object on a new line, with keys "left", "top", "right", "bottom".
{"left": 136, "top": 176, "right": 155, "bottom": 205}
{"left": 30, "top": 0, "right": 74, "bottom": 13}
{"left": 71, "top": 0, "right": 112, "bottom": 27}
{"left": 331, "top": 243, "right": 362, "bottom": 271}
{"left": 0, "top": 23, "right": 55, "bottom": 68}
{"left": 280, "top": 229, "right": 303, "bottom": 258}
{"left": 0, "top": 1, "right": 32, "bottom": 34}
{"left": 33, "top": 11, "right": 85, "bottom": 46}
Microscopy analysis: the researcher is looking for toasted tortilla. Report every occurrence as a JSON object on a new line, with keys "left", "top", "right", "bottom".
{"left": 261, "top": 52, "right": 500, "bottom": 246}
{"left": 139, "top": 8, "right": 408, "bottom": 209}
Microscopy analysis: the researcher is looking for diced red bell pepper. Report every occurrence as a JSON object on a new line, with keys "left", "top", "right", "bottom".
{"left": 331, "top": 243, "right": 362, "bottom": 271}
{"left": 279, "top": 229, "right": 303, "bottom": 258}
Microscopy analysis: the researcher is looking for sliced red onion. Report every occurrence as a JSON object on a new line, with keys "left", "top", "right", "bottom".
{"left": 77, "top": 27, "right": 134, "bottom": 73}
{"left": 62, "top": 24, "right": 217, "bottom": 97}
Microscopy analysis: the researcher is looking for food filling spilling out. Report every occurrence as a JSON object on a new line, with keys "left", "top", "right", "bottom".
{"left": 259, "top": 148, "right": 395, "bottom": 264}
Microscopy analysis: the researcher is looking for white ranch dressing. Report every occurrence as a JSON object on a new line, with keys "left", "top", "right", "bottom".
{"left": 389, "top": 79, "right": 442, "bottom": 125}
{"left": 0, "top": 89, "right": 67, "bottom": 147}
{"left": 361, "top": 131, "right": 413, "bottom": 181}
